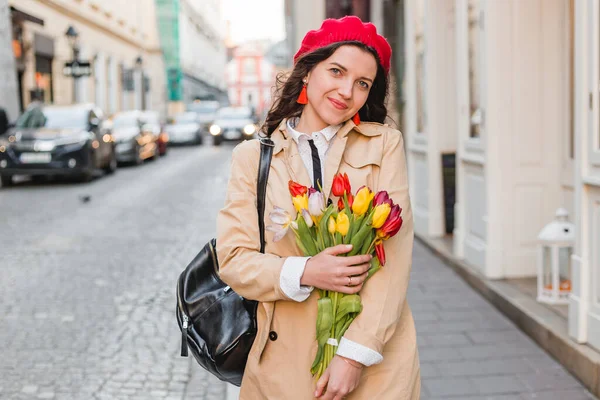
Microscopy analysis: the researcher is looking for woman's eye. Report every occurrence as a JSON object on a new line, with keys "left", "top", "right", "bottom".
{"left": 330, "top": 68, "right": 341, "bottom": 75}
{"left": 358, "top": 81, "right": 369, "bottom": 89}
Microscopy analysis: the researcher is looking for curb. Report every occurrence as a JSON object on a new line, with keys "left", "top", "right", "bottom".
{"left": 415, "top": 234, "right": 600, "bottom": 398}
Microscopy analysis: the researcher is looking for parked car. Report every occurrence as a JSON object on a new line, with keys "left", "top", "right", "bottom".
{"left": 186, "top": 100, "right": 220, "bottom": 137}
{"left": 165, "top": 112, "right": 204, "bottom": 145}
{"left": 209, "top": 106, "right": 258, "bottom": 146}
{"left": 0, "top": 103, "right": 117, "bottom": 186}
{"left": 111, "top": 111, "right": 160, "bottom": 165}
{"left": 140, "top": 111, "right": 168, "bottom": 156}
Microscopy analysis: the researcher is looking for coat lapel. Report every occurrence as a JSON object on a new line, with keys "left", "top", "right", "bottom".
{"left": 273, "top": 119, "right": 312, "bottom": 190}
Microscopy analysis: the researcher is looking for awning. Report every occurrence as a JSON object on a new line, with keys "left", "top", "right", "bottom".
{"left": 10, "top": 6, "right": 44, "bottom": 26}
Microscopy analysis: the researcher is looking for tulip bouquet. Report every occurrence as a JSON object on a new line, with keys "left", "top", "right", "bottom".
{"left": 267, "top": 173, "right": 403, "bottom": 379}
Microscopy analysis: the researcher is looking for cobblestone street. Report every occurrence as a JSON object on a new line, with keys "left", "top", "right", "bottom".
{"left": 0, "top": 145, "right": 231, "bottom": 400}
{"left": 0, "top": 142, "right": 597, "bottom": 400}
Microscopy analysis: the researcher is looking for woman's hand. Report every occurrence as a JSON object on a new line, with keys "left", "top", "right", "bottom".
{"left": 300, "top": 244, "right": 372, "bottom": 294}
{"left": 314, "top": 355, "right": 363, "bottom": 399}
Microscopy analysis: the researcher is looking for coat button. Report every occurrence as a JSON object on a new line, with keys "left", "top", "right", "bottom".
{"left": 269, "top": 331, "right": 278, "bottom": 341}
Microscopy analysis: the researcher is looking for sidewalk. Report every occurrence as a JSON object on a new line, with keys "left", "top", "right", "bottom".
{"left": 192, "top": 240, "right": 597, "bottom": 399}
{"left": 411, "top": 240, "right": 596, "bottom": 399}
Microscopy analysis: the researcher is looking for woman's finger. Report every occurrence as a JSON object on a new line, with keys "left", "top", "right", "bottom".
{"left": 323, "top": 244, "right": 353, "bottom": 257}
{"left": 344, "top": 263, "right": 371, "bottom": 276}
{"left": 314, "top": 369, "right": 330, "bottom": 398}
{"left": 343, "top": 254, "right": 372, "bottom": 266}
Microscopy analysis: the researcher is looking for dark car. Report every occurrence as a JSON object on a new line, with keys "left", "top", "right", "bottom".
{"left": 209, "top": 106, "right": 257, "bottom": 146}
{"left": 165, "top": 112, "right": 203, "bottom": 145}
{"left": 111, "top": 111, "right": 160, "bottom": 165}
{"left": 141, "top": 111, "right": 168, "bottom": 156}
{"left": 0, "top": 103, "right": 117, "bottom": 186}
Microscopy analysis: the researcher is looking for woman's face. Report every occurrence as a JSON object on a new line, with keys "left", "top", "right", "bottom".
{"left": 304, "top": 45, "right": 378, "bottom": 127}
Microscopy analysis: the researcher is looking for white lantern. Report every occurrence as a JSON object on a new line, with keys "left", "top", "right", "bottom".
{"left": 537, "top": 208, "right": 575, "bottom": 304}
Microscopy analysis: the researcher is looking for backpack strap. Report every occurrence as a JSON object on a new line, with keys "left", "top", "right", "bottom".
{"left": 257, "top": 138, "right": 274, "bottom": 253}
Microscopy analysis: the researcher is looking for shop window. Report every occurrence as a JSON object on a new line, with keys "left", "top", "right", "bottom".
{"left": 34, "top": 54, "right": 53, "bottom": 103}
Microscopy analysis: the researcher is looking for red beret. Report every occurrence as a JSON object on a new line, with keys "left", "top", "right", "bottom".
{"left": 294, "top": 16, "right": 392, "bottom": 74}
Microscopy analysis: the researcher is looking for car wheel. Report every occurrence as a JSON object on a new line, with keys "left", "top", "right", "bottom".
{"left": 213, "top": 135, "right": 222, "bottom": 146}
{"left": 79, "top": 151, "right": 95, "bottom": 182}
{"left": 134, "top": 145, "right": 143, "bottom": 166}
{"left": 152, "top": 145, "right": 160, "bottom": 160}
{"left": 1, "top": 175, "right": 14, "bottom": 187}
{"left": 104, "top": 150, "right": 117, "bottom": 174}
{"left": 195, "top": 133, "right": 203, "bottom": 145}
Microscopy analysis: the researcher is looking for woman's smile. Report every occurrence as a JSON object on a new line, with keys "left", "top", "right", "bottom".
{"left": 327, "top": 97, "right": 349, "bottom": 110}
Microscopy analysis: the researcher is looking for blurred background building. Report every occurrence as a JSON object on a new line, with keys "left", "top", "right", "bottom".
{"left": 0, "top": 0, "right": 19, "bottom": 122}
{"left": 157, "top": 0, "right": 227, "bottom": 115}
{"left": 8, "top": 0, "right": 167, "bottom": 115}
{"left": 6, "top": 0, "right": 228, "bottom": 118}
{"left": 225, "top": 41, "right": 276, "bottom": 118}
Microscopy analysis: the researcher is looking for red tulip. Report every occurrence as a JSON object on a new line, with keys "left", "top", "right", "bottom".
{"left": 373, "top": 191, "right": 392, "bottom": 207}
{"left": 377, "top": 204, "right": 403, "bottom": 240}
{"left": 289, "top": 180, "right": 308, "bottom": 197}
{"left": 343, "top": 173, "right": 351, "bottom": 194}
{"left": 332, "top": 173, "right": 351, "bottom": 197}
{"left": 337, "top": 193, "right": 354, "bottom": 211}
{"left": 375, "top": 242, "right": 386, "bottom": 266}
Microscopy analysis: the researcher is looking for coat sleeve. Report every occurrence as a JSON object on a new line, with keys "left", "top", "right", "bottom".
{"left": 216, "top": 140, "right": 290, "bottom": 302}
{"left": 340, "top": 129, "right": 415, "bottom": 357}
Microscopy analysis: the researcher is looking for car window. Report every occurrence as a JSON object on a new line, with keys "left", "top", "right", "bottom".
{"left": 174, "top": 113, "right": 197, "bottom": 124}
{"left": 113, "top": 114, "right": 139, "bottom": 129}
{"left": 16, "top": 107, "right": 88, "bottom": 129}
{"left": 216, "top": 108, "right": 251, "bottom": 119}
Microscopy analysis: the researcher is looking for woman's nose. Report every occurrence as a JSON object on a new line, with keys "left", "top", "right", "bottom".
{"left": 337, "top": 80, "right": 353, "bottom": 99}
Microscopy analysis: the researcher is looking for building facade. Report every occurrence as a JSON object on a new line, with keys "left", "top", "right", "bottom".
{"left": 155, "top": 0, "right": 227, "bottom": 115}
{"left": 0, "top": 0, "right": 19, "bottom": 122}
{"left": 402, "top": 0, "right": 599, "bottom": 352}
{"left": 9, "top": 0, "right": 167, "bottom": 116}
{"left": 225, "top": 41, "right": 276, "bottom": 118}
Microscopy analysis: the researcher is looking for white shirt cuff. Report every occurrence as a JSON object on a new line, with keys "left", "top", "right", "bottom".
{"left": 336, "top": 337, "right": 384, "bottom": 367}
{"left": 279, "top": 256, "right": 314, "bottom": 302}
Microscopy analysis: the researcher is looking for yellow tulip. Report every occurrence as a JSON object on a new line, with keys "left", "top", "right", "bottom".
{"left": 336, "top": 212, "right": 350, "bottom": 236}
{"left": 352, "top": 187, "right": 374, "bottom": 216}
{"left": 328, "top": 216, "right": 336, "bottom": 234}
{"left": 292, "top": 194, "right": 308, "bottom": 212}
{"left": 372, "top": 203, "right": 391, "bottom": 229}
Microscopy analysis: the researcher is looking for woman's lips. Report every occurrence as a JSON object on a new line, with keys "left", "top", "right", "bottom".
{"left": 328, "top": 97, "right": 348, "bottom": 110}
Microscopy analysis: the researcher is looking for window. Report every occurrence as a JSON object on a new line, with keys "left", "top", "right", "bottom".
{"left": 243, "top": 58, "right": 256, "bottom": 76}
{"left": 415, "top": 0, "right": 426, "bottom": 133}
{"left": 468, "top": 0, "right": 482, "bottom": 138}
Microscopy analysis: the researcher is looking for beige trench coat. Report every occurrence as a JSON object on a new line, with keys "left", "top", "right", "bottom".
{"left": 216, "top": 119, "right": 420, "bottom": 399}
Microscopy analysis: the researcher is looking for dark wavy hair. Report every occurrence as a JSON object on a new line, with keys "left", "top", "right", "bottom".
{"left": 260, "top": 41, "right": 389, "bottom": 137}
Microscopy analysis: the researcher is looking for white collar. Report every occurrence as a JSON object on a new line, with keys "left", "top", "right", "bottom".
{"left": 286, "top": 117, "right": 342, "bottom": 144}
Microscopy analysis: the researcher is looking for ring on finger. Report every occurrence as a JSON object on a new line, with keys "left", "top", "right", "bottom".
{"left": 348, "top": 276, "right": 353, "bottom": 286}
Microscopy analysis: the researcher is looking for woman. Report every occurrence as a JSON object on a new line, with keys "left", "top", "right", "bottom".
{"left": 217, "top": 16, "right": 420, "bottom": 400}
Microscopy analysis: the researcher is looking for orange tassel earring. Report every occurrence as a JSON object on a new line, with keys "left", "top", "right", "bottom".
{"left": 352, "top": 113, "right": 361, "bottom": 125}
{"left": 297, "top": 81, "right": 308, "bottom": 105}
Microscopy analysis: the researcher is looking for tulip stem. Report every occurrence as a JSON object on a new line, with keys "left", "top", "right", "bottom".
{"left": 365, "top": 237, "right": 377, "bottom": 255}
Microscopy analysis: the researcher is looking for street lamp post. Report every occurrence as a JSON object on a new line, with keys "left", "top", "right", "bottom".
{"left": 135, "top": 55, "right": 145, "bottom": 110}
{"left": 65, "top": 25, "right": 80, "bottom": 104}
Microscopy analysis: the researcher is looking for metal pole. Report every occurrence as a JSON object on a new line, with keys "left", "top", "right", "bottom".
{"left": 72, "top": 45, "right": 80, "bottom": 104}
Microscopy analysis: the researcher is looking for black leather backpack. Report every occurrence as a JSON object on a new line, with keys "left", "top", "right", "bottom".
{"left": 176, "top": 138, "right": 273, "bottom": 387}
